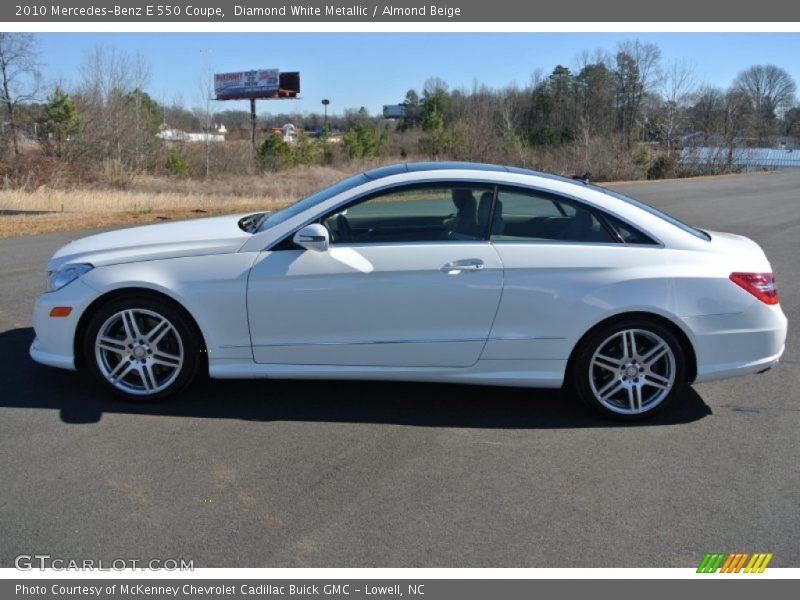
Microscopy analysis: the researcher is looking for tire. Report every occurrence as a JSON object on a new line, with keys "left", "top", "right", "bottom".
{"left": 82, "top": 295, "right": 203, "bottom": 401}
{"left": 571, "top": 318, "right": 686, "bottom": 420}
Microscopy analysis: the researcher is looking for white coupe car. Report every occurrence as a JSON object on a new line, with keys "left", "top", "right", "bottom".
{"left": 31, "top": 162, "right": 787, "bottom": 419}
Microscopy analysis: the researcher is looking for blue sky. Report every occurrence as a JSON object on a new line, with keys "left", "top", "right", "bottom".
{"left": 36, "top": 33, "right": 800, "bottom": 116}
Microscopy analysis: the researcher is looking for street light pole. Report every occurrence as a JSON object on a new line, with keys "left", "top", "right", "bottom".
{"left": 321, "top": 98, "right": 330, "bottom": 128}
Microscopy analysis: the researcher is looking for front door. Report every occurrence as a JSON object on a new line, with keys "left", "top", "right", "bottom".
{"left": 246, "top": 183, "right": 503, "bottom": 367}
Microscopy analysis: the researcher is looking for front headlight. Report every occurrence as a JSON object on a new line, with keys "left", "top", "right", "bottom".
{"left": 44, "top": 263, "right": 94, "bottom": 293}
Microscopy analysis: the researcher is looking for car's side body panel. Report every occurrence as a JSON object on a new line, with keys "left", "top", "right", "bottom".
{"left": 79, "top": 253, "right": 258, "bottom": 361}
{"left": 247, "top": 243, "right": 504, "bottom": 367}
{"left": 482, "top": 242, "right": 755, "bottom": 358}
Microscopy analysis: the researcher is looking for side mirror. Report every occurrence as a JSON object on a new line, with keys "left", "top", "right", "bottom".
{"left": 293, "top": 223, "right": 330, "bottom": 252}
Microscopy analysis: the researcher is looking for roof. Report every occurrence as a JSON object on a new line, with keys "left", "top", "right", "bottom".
{"left": 363, "top": 161, "right": 586, "bottom": 187}
{"left": 679, "top": 147, "right": 800, "bottom": 168}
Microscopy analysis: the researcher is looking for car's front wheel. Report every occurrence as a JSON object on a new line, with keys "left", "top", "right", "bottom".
{"left": 83, "top": 295, "right": 202, "bottom": 401}
{"left": 572, "top": 318, "right": 686, "bottom": 420}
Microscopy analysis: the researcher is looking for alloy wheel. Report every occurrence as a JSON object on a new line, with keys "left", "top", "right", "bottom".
{"left": 588, "top": 328, "right": 676, "bottom": 416}
{"left": 94, "top": 308, "right": 184, "bottom": 396}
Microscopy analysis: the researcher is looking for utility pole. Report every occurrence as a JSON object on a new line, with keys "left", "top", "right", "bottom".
{"left": 250, "top": 97, "right": 257, "bottom": 156}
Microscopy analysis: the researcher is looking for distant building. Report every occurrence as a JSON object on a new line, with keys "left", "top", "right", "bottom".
{"left": 311, "top": 127, "right": 344, "bottom": 143}
{"left": 262, "top": 123, "right": 300, "bottom": 143}
{"left": 679, "top": 146, "right": 800, "bottom": 171}
{"left": 156, "top": 123, "right": 226, "bottom": 143}
{"left": 278, "top": 123, "right": 297, "bottom": 143}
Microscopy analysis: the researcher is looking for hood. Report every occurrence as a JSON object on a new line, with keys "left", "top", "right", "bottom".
{"left": 48, "top": 213, "right": 257, "bottom": 270}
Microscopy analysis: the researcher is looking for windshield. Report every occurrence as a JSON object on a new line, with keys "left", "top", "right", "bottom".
{"left": 258, "top": 173, "right": 369, "bottom": 232}
{"left": 589, "top": 184, "right": 711, "bottom": 241}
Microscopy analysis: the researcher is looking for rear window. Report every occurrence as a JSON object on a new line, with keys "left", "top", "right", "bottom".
{"left": 601, "top": 213, "right": 658, "bottom": 245}
{"left": 590, "top": 184, "right": 711, "bottom": 241}
{"left": 493, "top": 188, "right": 615, "bottom": 243}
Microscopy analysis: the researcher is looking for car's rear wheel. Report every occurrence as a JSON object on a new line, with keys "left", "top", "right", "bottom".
{"left": 572, "top": 318, "right": 686, "bottom": 420}
{"left": 83, "top": 296, "right": 202, "bottom": 401}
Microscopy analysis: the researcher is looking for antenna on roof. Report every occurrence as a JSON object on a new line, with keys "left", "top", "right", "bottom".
{"left": 572, "top": 172, "right": 591, "bottom": 184}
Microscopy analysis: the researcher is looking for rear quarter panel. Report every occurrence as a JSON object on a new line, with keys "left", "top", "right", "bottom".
{"left": 482, "top": 242, "right": 757, "bottom": 361}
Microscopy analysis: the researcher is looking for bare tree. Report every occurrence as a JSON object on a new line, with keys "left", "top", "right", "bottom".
{"left": 660, "top": 60, "right": 696, "bottom": 155}
{"left": 614, "top": 40, "right": 662, "bottom": 146}
{"left": 733, "top": 64, "right": 797, "bottom": 140}
{"left": 530, "top": 68, "right": 545, "bottom": 90}
{"left": 618, "top": 40, "right": 662, "bottom": 92}
{"left": 77, "top": 47, "right": 131, "bottom": 162}
{"left": 75, "top": 47, "right": 158, "bottom": 177}
{"left": 423, "top": 77, "right": 449, "bottom": 97}
{"left": 574, "top": 47, "right": 612, "bottom": 72}
{"left": 129, "top": 53, "right": 152, "bottom": 171}
{"left": 784, "top": 106, "right": 800, "bottom": 138}
{"left": 723, "top": 89, "right": 751, "bottom": 169}
{"left": 499, "top": 90, "right": 527, "bottom": 165}
{"left": 0, "top": 32, "right": 41, "bottom": 155}
{"left": 575, "top": 61, "right": 615, "bottom": 165}
{"left": 689, "top": 86, "right": 724, "bottom": 145}
{"left": 195, "top": 67, "right": 216, "bottom": 179}
{"left": 461, "top": 84, "right": 501, "bottom": 162}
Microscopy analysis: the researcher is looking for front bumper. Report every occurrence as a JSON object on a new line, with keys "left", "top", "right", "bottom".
{"left": 30, "top": 336, "right": 76, "bottom": 370}
{"left": 29, "top": 278, "right": 98, "bottom": 371}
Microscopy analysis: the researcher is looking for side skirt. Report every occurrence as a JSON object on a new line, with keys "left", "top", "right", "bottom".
{"left": 208, "top": 358, "right": 567, "bottom": 389}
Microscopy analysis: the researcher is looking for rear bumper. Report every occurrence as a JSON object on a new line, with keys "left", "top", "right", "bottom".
{"left": 693, "top": 345, "right": 783, "bottom": 383}
{"left": 687, "top": 302, "right": 788, "bottom": 383}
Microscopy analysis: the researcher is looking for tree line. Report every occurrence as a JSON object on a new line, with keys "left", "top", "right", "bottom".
{"left": 396, "top": 41, "right": 797, "bottom": 178}
{"left": 1, "top": 33, "right": 798, "bottom": 187}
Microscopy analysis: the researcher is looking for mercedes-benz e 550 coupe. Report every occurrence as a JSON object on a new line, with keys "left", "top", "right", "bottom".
{"left": 31, "top": 162, "right": 787, "bottom": 419}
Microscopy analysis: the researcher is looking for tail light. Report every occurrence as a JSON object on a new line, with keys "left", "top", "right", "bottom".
{"left": 729, "top": 272, "right": 779, "bottom": 305}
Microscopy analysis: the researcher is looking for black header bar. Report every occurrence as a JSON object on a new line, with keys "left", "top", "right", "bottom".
{"left": 4, "top": 1, "right": 800, "bottom": 22}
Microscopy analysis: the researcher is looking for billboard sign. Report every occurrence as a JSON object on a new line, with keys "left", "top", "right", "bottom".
{"left": 279, "top": 72, "right": 301, "bottom": 97}
{"left": 383, "top": 105, "right": 407, "bottom": 118}
{"left": 214, "top": 69, "right": 280, "bottom": 100}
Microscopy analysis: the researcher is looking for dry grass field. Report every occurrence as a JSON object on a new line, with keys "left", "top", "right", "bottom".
{"left": 0, "top": 190, "right": 280, "bottom": 238}
{"left": 0, "top": 164, "right": 364, "bottom": 237}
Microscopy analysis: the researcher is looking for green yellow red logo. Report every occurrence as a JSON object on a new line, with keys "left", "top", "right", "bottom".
{"left": 697, "top": 552, "right": 773, "bottom": 573}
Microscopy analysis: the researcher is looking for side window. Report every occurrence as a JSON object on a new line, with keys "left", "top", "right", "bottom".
{"left": 601, "top": 213, "right": 658, "bottom": 245}
{"left": 491, "top": 188, "right": 616, "bottom": 243}
{"left": 323, "top": 184, "right": 494, "bottom": 244}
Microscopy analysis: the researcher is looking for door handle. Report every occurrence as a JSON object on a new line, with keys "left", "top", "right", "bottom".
{"left": 440, "top": 259, "right": 485, "bottom": 273}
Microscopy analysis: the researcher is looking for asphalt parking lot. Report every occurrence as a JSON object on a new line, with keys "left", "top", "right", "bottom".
{"left": 0, "top": 171, "right": 798, "bottom": 568}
